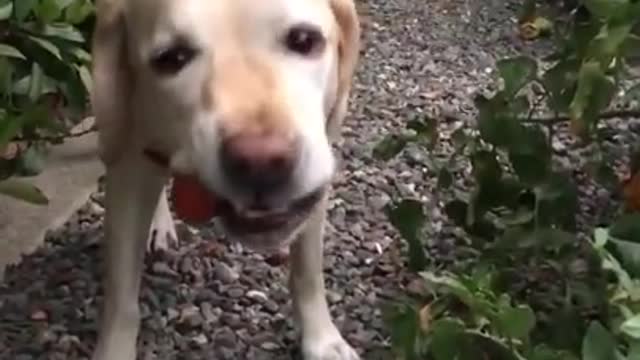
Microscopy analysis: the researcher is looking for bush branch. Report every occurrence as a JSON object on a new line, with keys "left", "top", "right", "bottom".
{"left": 14, "top": 126, "right": 97, "bottom": 144}
{"left": 523, "top": 109, "right": 640, "bottom": 124}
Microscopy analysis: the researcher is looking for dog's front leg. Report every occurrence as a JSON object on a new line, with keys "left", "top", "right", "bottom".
{"left": 92, "top": 153, "right": 168, "bottom": 360}
{"left": 289, "top": 192, "right": 360, "bottom": 360}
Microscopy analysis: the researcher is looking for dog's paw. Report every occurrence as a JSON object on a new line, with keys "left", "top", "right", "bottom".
{"left": 301, "top": 328, "right": 360, "bottom": 360}
{"left": 147, "top": 214, "right": 178, "bottom": 252}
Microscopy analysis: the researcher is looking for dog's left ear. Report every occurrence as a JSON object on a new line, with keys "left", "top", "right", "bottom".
{"left": 90, "top": 0, "right": 133, "bottom": 165}
{"left": 326, "top": 0, "right": 361, "bottom": 139}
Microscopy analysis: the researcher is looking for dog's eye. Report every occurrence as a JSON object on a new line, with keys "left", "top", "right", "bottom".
{"left": 149, "top": 43, "right": 199, "bottom": 75}
{"left": 284, "top": 24, "right": 324, "bottom": 56}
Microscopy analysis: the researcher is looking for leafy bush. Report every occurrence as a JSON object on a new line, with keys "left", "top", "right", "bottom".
{"left": 378, "top": 0, "right": 640, "bottom": 359}
{"left": 0, "top": 0, "right": 94, "bottom": 204}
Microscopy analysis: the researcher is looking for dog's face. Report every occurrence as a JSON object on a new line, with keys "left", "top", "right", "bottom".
{"left": 92, "top": 0, "right": 360, "bottom": 251}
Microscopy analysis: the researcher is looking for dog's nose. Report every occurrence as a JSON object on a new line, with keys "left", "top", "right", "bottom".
{"left": 220, "top": 133, "right": 298, "bottom": 192}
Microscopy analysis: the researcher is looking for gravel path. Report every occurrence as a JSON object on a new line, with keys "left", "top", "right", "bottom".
{"left": 2, "top": 0, "right": 636, "bottom": 359}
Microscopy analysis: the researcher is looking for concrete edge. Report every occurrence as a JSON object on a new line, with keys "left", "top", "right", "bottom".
{"left": 0, "top": 118, "right": 103, "bottom": 280}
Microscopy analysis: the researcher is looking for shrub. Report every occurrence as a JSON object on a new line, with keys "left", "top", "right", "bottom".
{"left": 378, "top": 0, "right": 640, "bottom": 359}
{"left": 0, "top": 0, "right": 94, "bottom": 205}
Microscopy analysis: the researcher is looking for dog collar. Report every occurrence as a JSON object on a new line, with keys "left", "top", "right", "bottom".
{"left": 144, "top": 148, "right": 170, "bottom": 169}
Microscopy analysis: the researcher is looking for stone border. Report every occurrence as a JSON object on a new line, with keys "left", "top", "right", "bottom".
{"left": 0, "top": 118, "right": 103, "bottom": 280}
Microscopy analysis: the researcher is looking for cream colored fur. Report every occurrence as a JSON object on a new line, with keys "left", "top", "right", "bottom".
{"left": 90, "top": 0, "right": 361, "bottom": 359}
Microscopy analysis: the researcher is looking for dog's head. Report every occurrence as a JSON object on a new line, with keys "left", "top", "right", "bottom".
{"left": 91, "top": 0, "right": 360, "bottom": 250}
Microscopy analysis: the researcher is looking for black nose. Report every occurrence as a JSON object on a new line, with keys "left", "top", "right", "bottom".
{"left": 220, "top": 133, "right": 299, "bottom": 193}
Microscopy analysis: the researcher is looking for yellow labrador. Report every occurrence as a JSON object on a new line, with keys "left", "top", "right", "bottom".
{"left": 90, "top": 0, "right": 361, "bottom": 359}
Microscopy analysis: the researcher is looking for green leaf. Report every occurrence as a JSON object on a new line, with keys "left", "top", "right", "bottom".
{"left": 384, "top": 302, "right": 425, "bottom": 360}
{"left": 495, "top": 304, "right": 536, "bottom": 341}
{"left": 494, "top": 227, "right": 575, "bottom": 252}
{"left": 68, "top": 47, "right": 91, "bottom": 63}
{"left": 528, "top": 344, "right": 578, "bottom": 360}
{"left": 569, "top": 61, "right": 616, "bottom": 136}
{"left": 472, "top": 150, "right": 502, "bottom": 186}
{"left": 42, "top": 24, "right": 85, "bottom": 42}
{"left": 33, "top": 0, "right": 63, "bottom": 22}
{"left": 0, "top": 0, "right": 13, "bottom": 20}
{"left": 629, "top": 341, "right": 640, "bottom": 359}
{"left": 373, "top": 135, "right": 407, "bottom": 161}
{"left": 16, "top": 145, "right": 47, "bottom": 176}
{"left": 463, "top": 330, "right": 524, "bottom": 360}
{"left": 65, "top": 0, "right": 94, "bottom": 24}
{"left": 0, "top": 114, "right": 26, "bottom": 147}
{"left": 406, "top": 115, "right": 438, "bottom": 149}
{"left": 437, "top": 168, "right": 453, "bottom": 189}
{"left": 75, "top": 64, "right": 92, "bottom": 93}
{"left": 28, "top": 62, "right": 44, "bottom": 102}
{"left": 0, "top": 178, "right": 49, "bottom": 205}
{"left": 421, "top": 272, "right": 479, "bottom": 311}
{"left": 620, "top": 314, "right": 640, "bottom": 339}
{"left": 386, "top": 199, "right": 428, "bottom": 271}
{"left": 588, "top": 20, "right": 634, "bottom": 67}
{"left": 542, "top": 60, "right": 580, "bottom": 114}
{"left": 582, "top": 0, "right": 629, "bottom": 19}
{"left": 508, "top": 126, "right": 551, "bottom": 185}
{"left": 14, "top": 0, "right": 37, "bottom": 21}
{"left": 534, "top": 172, "right": 578, "bottom": 229}
{"left": 445, "top": 199, "right": 468, "bottom": 228}
{"left": 0, "top": 57, "right": 12, "bottom": 90}
{"left": 429, "top": 318, "right": 468, "bottom": 360}
{"left": 582, "top": 321, "right": 617, "bottom": 360}
{"left": 608, "top": 214, "right": 640, "bottom": 276}
{"left": 27, "top": 35, "right": 62, "bottom": 59}
{"left": 476, "top": 93, "right": 524, "bottom": 148}
{"left": 594, "top": 227, "right": 609, "bottom": 248}
{"left": 497, "top": 56, "right": 538, "bottom": 97}
{"left": 0, "top": 44, "right": 26, "bottom": 60}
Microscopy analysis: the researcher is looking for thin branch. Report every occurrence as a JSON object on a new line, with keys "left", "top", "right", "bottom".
{"left": 13, "top": 126, "right": 97, "bottom": 143}
{"left": 522, "top": 109, "right": 640, "bottom": 124}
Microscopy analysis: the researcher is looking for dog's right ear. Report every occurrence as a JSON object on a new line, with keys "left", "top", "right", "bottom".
{"left": 91, "top": 0, "right": 132, "bottom": 165}
{"left": 326, "top": 0, "right": 361, "bottom": 140}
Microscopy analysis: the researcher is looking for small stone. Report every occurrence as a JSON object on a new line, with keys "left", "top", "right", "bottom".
{"left": 246, "top": 290, "right": 268, "bottom": 303}
{"left": 214, "top": 262, "right": 239, "bottom": 283}
{"left": 167, "top": 308, "right": 180, "bottom": 321}
{"left": 30, "top": 309, "right": 48, "bottom": 322}
{"left": 265, "top": 249, "right": 289, "bottom": 266}
{"left": 180, "top": 257, "right": 194, "bottom": 274}
{"left": 327, "top": 290, "right": 343, "bottom": 303}
{"left": 260, "top": 341, "right": 280, "bottom": 351}
{"left": 200, "top": 302, "right": 218, "bottom": 323}
{"left": 214, "top": 327, "right": 237, "bottom": 348}
{"left": 14, "top": 355, "right": 34, "bottom": 360}
{"left": 228, "top": 287, "right": 244, "bottom": 298}
{"left": 191, "top": 333, "right": 208, "bottom": 346}
{"left": 220, "top": 312, "right": 242, "bottom": 328}
{"left": 152, "top": 262, "right": 179, "bottom": 278}
{"left": 178, "top": 305, "right": 203, "bottom": 329}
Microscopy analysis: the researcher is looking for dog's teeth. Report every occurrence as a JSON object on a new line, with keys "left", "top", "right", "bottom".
{"left": 231, "top": 202, "right": 247, "bottom": 213}
{"left": 243, "top": 209, "right": 269, "bottom": 218}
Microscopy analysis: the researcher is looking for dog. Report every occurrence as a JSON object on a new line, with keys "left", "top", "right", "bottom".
{"left": 89, "top": 0, "right": 361, "bottom": 359}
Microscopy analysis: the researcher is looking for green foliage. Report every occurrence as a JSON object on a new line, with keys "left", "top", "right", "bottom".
{"left": 376, "top": 0, "right": 640, "bottom": 359}
{"left": 0, "top": 0, "right": 94, "bottom": 204}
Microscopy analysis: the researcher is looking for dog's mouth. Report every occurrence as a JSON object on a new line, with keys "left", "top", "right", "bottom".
{"left": 216, "top": 187, "right": 324, "bottom": 236}
{"left": 144, "top": 148, "right": 324, "bottom": 246}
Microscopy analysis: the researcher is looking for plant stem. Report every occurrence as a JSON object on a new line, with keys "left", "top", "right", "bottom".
{"left": 13, "top": 126, "right": 97, "bottom": 144}
{"left": 523, "top": 109, "right": 640, "bottom": 124}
